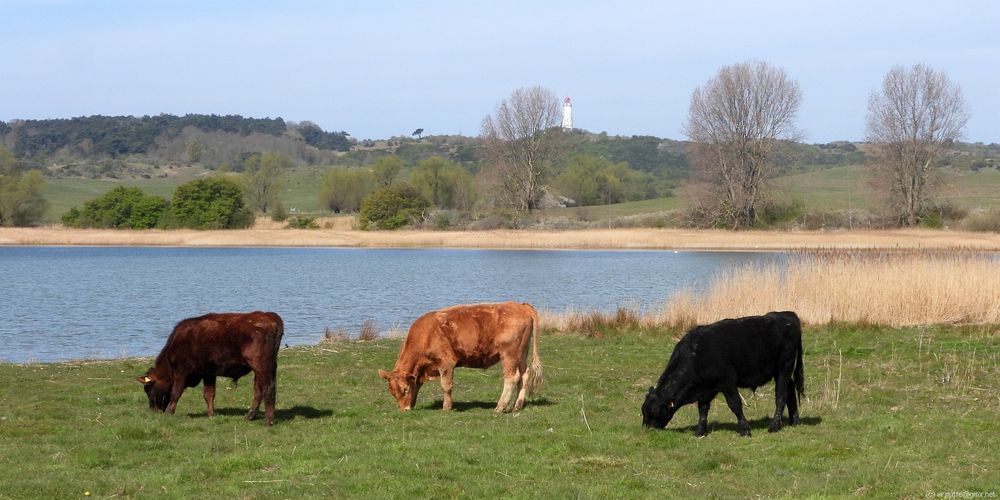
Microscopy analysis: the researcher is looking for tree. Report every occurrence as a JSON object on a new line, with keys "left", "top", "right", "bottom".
{"left": 242, "top": 152, "right": 292, "bottom": 213}
{"left": 372, "top": 155, "right": 403, "bottom": 188}
{"left": 409, "top": 156, "right": 478, "bottom": 209}
{"left": 0, "top": 146, "right": 48, "bottom": 227}
{"left": 161, "top": 176, "right": 253, "bottom": 229}
{"left": 318, "top": 167, "right": 375, "bottom": 213}
{"left": 480, "top": 86, "right": 568, "bottom": 212}
{"left": 554, "top": 154, "right": 654, "bottom": 206}
{"left": 866, "top": 64, "right": 969, "bottom": 226}
{"left": 412, "top": 128, "right": 424, "bottom": 140}
{"left": 61, "top": 186, "right": 168, "bottom": 229}
{"left": 359, "top": 184, "right": 429, "bottom": 230}
{"left": 684, "top": 61, "right": 802, "bottom": 229}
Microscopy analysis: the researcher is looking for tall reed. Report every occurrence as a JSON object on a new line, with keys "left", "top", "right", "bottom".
{"left": 655, "top": 250, "right": 1000, "bottom": 328}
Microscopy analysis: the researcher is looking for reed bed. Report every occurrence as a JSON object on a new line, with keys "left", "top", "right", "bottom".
{"left": 542, "top": 249, "right": 1000, "bottom": 331}
{"left": 657, "top": 249, "right": 1000, "bottom": 328}
{"left": 2, "top": 226, "right": 1000, "bottom": 250}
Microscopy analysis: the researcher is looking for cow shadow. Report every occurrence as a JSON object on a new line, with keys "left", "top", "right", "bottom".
{"left": 187, "top": 405, "right": 333, "bottom": 421}
{"left": 427, "top": 397, "right": 557, "bottom": 413}
{"left": 672, "top": 415, "right": 822, "bottom": 434}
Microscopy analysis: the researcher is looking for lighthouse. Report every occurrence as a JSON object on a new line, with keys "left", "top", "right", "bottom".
{"left": 561, "top": 96, "right": 573, "bottom": 130}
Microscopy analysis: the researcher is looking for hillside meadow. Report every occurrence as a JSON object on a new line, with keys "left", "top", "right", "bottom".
{"left": 0, "top": 324, "right": 996, "bottom": 497}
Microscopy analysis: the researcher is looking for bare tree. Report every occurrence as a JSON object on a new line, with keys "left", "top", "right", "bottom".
{"left": 481, "top": 86, "right": 567, "bottom": 212}
{"left": 866, "top": 64, "right": 969, "bottom": 226}
{"left": 684, "top": 61, "right": 802, "bottom": 229}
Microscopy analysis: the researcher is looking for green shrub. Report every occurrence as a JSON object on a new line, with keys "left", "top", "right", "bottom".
{"left": 160, "top": 177, "right": 253, "bottom": 229}
{"left": 285, "top": 215, "right": 319, "bottom": 229}
{"left": 359, "top": 185, "right": 428, "bottom": 230}
{"left": 758, "top": 198, "right": 805, "bottom": 227}
{"left": 61, "top": 186, "right": 167, "bottom": 229}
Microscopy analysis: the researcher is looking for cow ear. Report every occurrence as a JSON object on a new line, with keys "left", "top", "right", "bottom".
{"left": 378, "top": 369, "right": 390, "bottom": 380}
{"left": 136, "top": 375, "right": 153, "bottom": 385}
{"left": 406, "top": 374, "right": 417, "bottom": 384}
{"left": 647, "top": 386, "right": 655, "bottom": 394}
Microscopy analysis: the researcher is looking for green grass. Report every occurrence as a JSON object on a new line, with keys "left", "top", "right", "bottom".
{"left": 39, "top": 164, "right": 1000, "bottom": 224}
{"left": 768, "top": 165, "right": 1000, "bottom": 212}
{"left": 0, "top": 325, "right": 996, "bottom": 497}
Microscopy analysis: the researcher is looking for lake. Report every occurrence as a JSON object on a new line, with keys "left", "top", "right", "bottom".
{"left": 0, "top": 247, "right": 784, "bottom": 362}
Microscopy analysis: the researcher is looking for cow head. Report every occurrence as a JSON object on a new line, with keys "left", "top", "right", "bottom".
{"left": 137, "top": 371, "right": 170, "bottom": 412}
{"left": 379, "top": 369, "right": 419, "bottom": 411}
{"left": 641, "top": 387, "right": 677, "bottom": 429}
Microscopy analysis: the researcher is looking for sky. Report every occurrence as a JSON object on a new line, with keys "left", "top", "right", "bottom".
{"left": 1, "top": 0, "right": 998, "bottom": 143}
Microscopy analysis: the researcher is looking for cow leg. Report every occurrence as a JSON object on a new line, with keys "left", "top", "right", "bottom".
{"left": 722, "top": 387, "right": 751, "bottom": 437}
{"left": 263, "top": 368, "right": 277, "bottom": 426}
{"left": 695, "top": 399, "right": 712, "bottom": 437}
{"left": 769, "top": 375, "right": 790, "bottom": 433}
{"left": 495, "top": 357, "right": 519, "bottom": 413}
{"left": 166, "top": 377, "right": 185, "bottom": 415}
{"left": 439, "top": 367, "right": 455, "bottom": 411}
{"left": 512, "top": 354, "right": 530, "bottom": 412}
{"left": 203, "top": 375, "right": 217, "bottom": 417}
{"left": 786, "top": 380, "right": 800, "bottom": 426}
{"left": 247, "top": 370, "right": 264, "bottom": 422}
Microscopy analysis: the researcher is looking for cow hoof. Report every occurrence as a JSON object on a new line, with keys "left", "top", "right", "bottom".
{"left": 245, "top": 411, "right": 258, "bottom": 421}
{"left": 790, "top": 415, "right": 801, "bottom": 426}
{"left": 768, "top": 424, "right": 781, "bottom": 433}
{"left": 740, "top": 429, "right": 751, "bottom": 438}
{"left": 694, "top": 425, "right": 708, "bottom": 437}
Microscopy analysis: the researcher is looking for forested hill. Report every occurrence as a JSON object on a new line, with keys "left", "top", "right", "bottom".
{"left": 0, "top": 114, "right": 351, "bottom": 162}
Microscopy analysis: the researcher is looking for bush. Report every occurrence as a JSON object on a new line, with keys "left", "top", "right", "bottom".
{"left": 359, "top": 185, "right": 428, "bottom": 230}
{"left": 285, "top": 215, "right": 319, "bottom": 229}
{"left": 61, "top": 186, "right": 167, "bottom": 229}
{"left": 960, "top": 209, "right": 1000, "bottom": 233}
{"left": 757, "top": 198, "right": 805, "bottom": 228}
{"left": 160, "top": 177, "right": 254, "bottom": 229}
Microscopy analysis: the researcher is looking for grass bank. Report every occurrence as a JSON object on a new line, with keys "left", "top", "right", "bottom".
{"left": 0, "top": 325, "right": 996, "bottom": 497}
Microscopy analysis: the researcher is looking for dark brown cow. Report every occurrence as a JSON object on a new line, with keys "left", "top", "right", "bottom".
{"left": 379, "top": 302, "right": 543, "bottom": 413}
{"left": 137, "top": 311, "right": 283, "bottom": 425}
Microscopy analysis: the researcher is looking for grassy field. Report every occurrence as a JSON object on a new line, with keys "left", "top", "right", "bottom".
{"left": 41, "top": 167, "right": 328, "bottom": 222}
{"left": 40, "top": 165, "right": 1000, "bottom": 228}
{"left": 0, "top": 325, "right": 996, "bottom": 498}
{"left": 769, "top": 165, "right": 1000, "bottom": 211}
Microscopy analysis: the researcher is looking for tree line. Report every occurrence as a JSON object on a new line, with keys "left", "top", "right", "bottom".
{"left": 0, "top": 114, "right": 350, "bottom": 159}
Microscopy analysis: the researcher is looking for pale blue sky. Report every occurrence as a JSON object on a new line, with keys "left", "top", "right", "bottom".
{"left": 2, "top": 0, "right": 997, "bottom": 143}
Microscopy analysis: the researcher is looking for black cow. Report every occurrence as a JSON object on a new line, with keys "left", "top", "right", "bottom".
{"left": 642, "top": 311, "right": 804, "bottom": 437}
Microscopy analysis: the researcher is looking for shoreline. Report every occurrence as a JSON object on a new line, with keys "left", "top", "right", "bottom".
{"left": 1, "top": 226, "right": 999, "bottom": 251}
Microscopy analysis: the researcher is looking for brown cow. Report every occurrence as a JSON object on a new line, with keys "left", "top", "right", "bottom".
{"left": 379, "top": 302, "right": 543, "bottom": 413}
{"left": 137, "top": 311, "right": 283, "bottom": 425}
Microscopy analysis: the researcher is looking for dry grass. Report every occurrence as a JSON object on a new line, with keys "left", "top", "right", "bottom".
{"left": 655, "top": 250, "right": 1000, "bottom": 328}
{"left": 2, "top": 225, "right": 1000, "bottom": 250}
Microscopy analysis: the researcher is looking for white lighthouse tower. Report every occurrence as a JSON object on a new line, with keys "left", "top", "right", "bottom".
{"left": 561, "top": 96, "right": 573, "bottom": 130}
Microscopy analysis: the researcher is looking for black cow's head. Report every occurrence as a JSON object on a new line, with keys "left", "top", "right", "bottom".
{"left": 137, "top": 371, "right": 169, "bottom": 412}
{"left": 642, "top": 387, "right": 677, "bottom": 428}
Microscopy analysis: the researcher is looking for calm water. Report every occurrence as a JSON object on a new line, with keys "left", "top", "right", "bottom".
{"left": 0, "top": 247, "right": 784, "bottom": 362}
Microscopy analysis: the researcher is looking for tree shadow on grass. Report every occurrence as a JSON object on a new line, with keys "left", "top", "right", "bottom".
{"left": 186, "top": 405, "right": 333, "bottom": 421}
{"left": 669, "top": 415, "right": 823, "bottom": 435}
{"left": 424, "top": 397, "right": 557, "bottom": 413}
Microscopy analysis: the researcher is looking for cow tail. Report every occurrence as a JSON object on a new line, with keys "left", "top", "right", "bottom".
{"left": 526, "top": 306, "right": 543, "bottom": 396}
{"left": 793, "top": 336, "right": 805, "bottom": 399}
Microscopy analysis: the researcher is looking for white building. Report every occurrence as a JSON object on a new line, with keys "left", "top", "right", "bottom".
{"left": 561, "top": 97, "right": 573, "bottom": 130}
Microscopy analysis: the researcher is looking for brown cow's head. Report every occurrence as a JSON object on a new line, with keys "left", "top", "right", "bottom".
{"left": 641, "top": 387, "right": 677, "bottom": 429}
{"left": 137, "top": 371, "right": 170, "bottom": 412}
{"left": 378, "top": 369, "right": 418, "bottom": 411}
